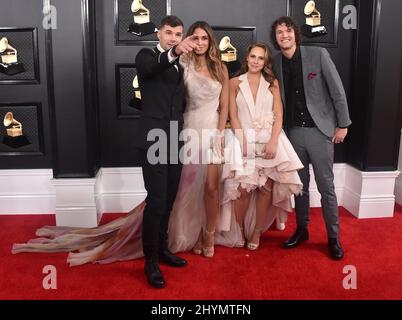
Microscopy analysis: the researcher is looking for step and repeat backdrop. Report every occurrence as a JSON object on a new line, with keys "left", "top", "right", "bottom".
{"left": 0, "top": 0, "right": 354, "bottom": 169}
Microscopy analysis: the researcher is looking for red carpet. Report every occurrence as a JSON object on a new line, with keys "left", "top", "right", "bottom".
{"left": 1, "top": 205, "right": 402, "bottom": 300}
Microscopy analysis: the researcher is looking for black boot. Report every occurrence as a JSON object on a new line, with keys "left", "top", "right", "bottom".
{"left": 144, "top": 257, "right": 165, "bottom": 289}
{"left": 159, "top": 248, "right": 188, "bottom": 267}
{"left": 283, "top": 227, "right": 309, "bottom": 249}
{"left": 328, "top": 238, "right": 344, "bottom": 260}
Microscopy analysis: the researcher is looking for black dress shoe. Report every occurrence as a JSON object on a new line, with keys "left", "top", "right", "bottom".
{"left": 159, "top": 249, "right": 188, "bottom": 267}
{"left": 283, "top": 227, "right": 309, "bottom": 249}
{"left": 144, "top": 258, "right": 165, "bottom": 289}
{"left": 328, "top": 238, "right": 344, "bottom": 260}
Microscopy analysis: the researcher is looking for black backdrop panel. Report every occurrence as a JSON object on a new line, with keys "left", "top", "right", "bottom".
{"left": 287, "top": 0, "right": 339, "bottom": 46}
{"left": 0, "top": 28, "right": 39, "bottom": 83}
{"left": 0, "top": 103, "right": 44, "bottom": 155}
{"left": 97, "top": 0, "right": 357, "bottom": 166}
{"left": 115, "top": 0, "right": 171, "bottom": 44}
{"left": 116, "top": 64, "right": 141, "bottom": 118}
{"left": 0, "top": 0, "right": 51, "bottom": 169}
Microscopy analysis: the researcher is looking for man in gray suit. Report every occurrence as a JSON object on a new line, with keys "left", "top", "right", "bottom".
{"left": 270, "top": 16, "right": 352, "bottom": 260}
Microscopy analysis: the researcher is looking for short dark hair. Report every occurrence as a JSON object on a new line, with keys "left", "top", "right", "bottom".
{"left": 160, "top": 15, "right": 183, "bottom": 29}
{"left": 270, "top": 16, "right": 302, "bottom": 50}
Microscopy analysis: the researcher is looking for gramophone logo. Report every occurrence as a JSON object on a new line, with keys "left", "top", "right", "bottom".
{"left": 302, "top": 1, "right": 328, "bottom": 37}
{"left": 2, "top": 112, "right": 30, "bottom": 148}
{"left": 132, "top": 0, "right": 150, "bottom": 24}
{"left": 128, "top": 0, "right": 158, "bottom": 37}
{"left": 0, "top": 37, "right": 25, "bottom": 75}
{"left": 133, "top": 75, "right": 141, "bottom": 100}
{"left": 129, "top": 74, "right": 142, "bottom": 111}
{"left": 219, "top": 36, "right": 237, "bottom": 63}
{"left": 218, "top": 36, "right": 241, "bottom": 78}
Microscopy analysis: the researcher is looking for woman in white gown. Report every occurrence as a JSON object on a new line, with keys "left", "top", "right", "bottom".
{"left": 167, "top": 21, "right": 229, "bottom": 257}
{"left": 12, "top": 21, "right": 229, "bottom": 265}
{"left": 216, "top": 43, "right": 303, "bottom": 250}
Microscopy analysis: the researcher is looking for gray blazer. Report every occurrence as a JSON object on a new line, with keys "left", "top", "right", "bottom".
{"left": 272, "top": 46, "right": 352, "bottom": 137}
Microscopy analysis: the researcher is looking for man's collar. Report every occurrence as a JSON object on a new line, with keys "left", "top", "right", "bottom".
{"left": 293, "top": 46, "right": 301, "bottom": 61}
{"left": 283, "top": 46, "right": 301, "bottom": 62}
{"left": 156, "top": 43, "right": 165, "bottom": 53}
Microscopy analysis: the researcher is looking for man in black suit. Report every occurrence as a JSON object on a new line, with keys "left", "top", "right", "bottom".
{"left": 135, "top": 16, "right": 197, "bottom": 288}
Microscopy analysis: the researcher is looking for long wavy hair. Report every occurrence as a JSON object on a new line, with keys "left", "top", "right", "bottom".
{"left": 236, "top": 43, "right": 276, "bottom": 87}
{"left": 186, "top": 21, "right": 225, "bottom": 84}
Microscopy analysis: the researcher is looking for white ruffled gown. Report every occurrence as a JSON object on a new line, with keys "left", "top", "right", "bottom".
{"left": 214, "top": 73, "right": 304, "bottom": 246}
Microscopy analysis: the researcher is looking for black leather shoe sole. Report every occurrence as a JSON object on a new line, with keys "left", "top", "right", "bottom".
{"left": 159, "top": 255, "right": 188, "bottom": 268}
{"left": 329, "top": 250, "right": 344, "bottom": 261}
{"left": 144, "top": 270, "right": 166, "bottom": 289}
{"left": 160, "top": 260, "right": 187, "bottom": 267}
{"left": 146, "top": 278, "right": 166, "bottom": 289}
{"left": 283, "top": 234, "right": 309, "bottom": 249}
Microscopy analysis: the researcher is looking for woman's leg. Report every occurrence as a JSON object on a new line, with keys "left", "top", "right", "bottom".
{"left": 202, "top": 164, "right": 220, "bottom": 257}
{"left": 248, "top": 178, "right": 273, "bottom": 250}
{"left": 233, "top": 186, "right": 251, "bottom": 246}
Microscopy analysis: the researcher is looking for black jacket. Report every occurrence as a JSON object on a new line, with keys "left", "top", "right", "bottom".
{"left": 133, "top": 47, "right": 186, "bottom": 150}
{"left": 135, "top": 47, "right": 186, "bottom": 122}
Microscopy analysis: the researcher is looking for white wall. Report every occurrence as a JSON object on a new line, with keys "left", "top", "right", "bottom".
{"left": 0, "top": 169, "right": 55, "bottom": 214}
{"left": 1, "top": 162, "right": 400, "bottom": 220}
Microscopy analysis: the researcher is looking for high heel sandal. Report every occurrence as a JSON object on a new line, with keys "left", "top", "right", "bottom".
{"left": 276, "top": 218, "right": 285, "bottom": 231}
{"left": 202, "top": 230, "right": 215, "bottom": 258}
{"left": 192, "top": 231, "right": 203, "bottom": 255}
{"left": 247, "top": 228, "right": 263, "bottom": 251}
{"left": 234, "top": 226, "right": 246, "bottom": 248}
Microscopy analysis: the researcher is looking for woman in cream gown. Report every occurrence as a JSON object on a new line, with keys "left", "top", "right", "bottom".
{"left": 214, "top": 43, "right": 303, "bottom": 250}
{"left": 167, "top": 21, "right": 229, "bottom": 257}
{"left": 12, "top": 21, "right": 230, "bottom": 265}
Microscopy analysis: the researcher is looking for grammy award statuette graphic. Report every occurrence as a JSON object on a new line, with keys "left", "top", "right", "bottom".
{"left": 219, "top": 36, "right": 241, "bottom": 78}
{"left": 128, "top": 0, "right": 158, "bottom": 37}
{"left": 0, "top": 37, "right": 25, "bottom": 76}
{"left": 302, "top": 1, "right": 328, "bottom": 38}
{"left": 2, "top": 112, "right": 31, "bottom": 148}
{"left": 128, "top": 74, "right": 142, "bottom": 111}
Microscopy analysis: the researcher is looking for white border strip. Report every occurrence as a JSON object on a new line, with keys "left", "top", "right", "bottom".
{"left": 0, "top": 163, "right": 400, "bottom": 218}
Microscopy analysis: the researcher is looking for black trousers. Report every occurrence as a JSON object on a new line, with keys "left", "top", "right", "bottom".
{"left": 140, "top": 120, "right": 183, "bottom": 259}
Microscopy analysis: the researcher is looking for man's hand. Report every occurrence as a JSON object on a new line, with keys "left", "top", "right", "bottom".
{"left": 174, "top": 35, "right": 198, "bottom": 56}
{"left": 332, "top": 128, "right": 348, "bottom": 144}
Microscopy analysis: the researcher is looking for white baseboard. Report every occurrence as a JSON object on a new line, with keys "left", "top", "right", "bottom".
{"left": 98, "top": 164, "right": 346, "bottom": 212}
{"left": 343, "top": 166, "right": 400, "bottom": 218}
{"left": 96, "top": 167, "right": 146, "bottom": 214}
{"left": 0, "top": 169, "right": 55, "bottom": 214}
{"left": 1, "top": 163, "right": 400, "bottom": 224}
{"left": 55, "top": 207, "right": 98, "bottom": 228}
{"left": 52, "top": 177, "right": 98, "bottom": 227}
